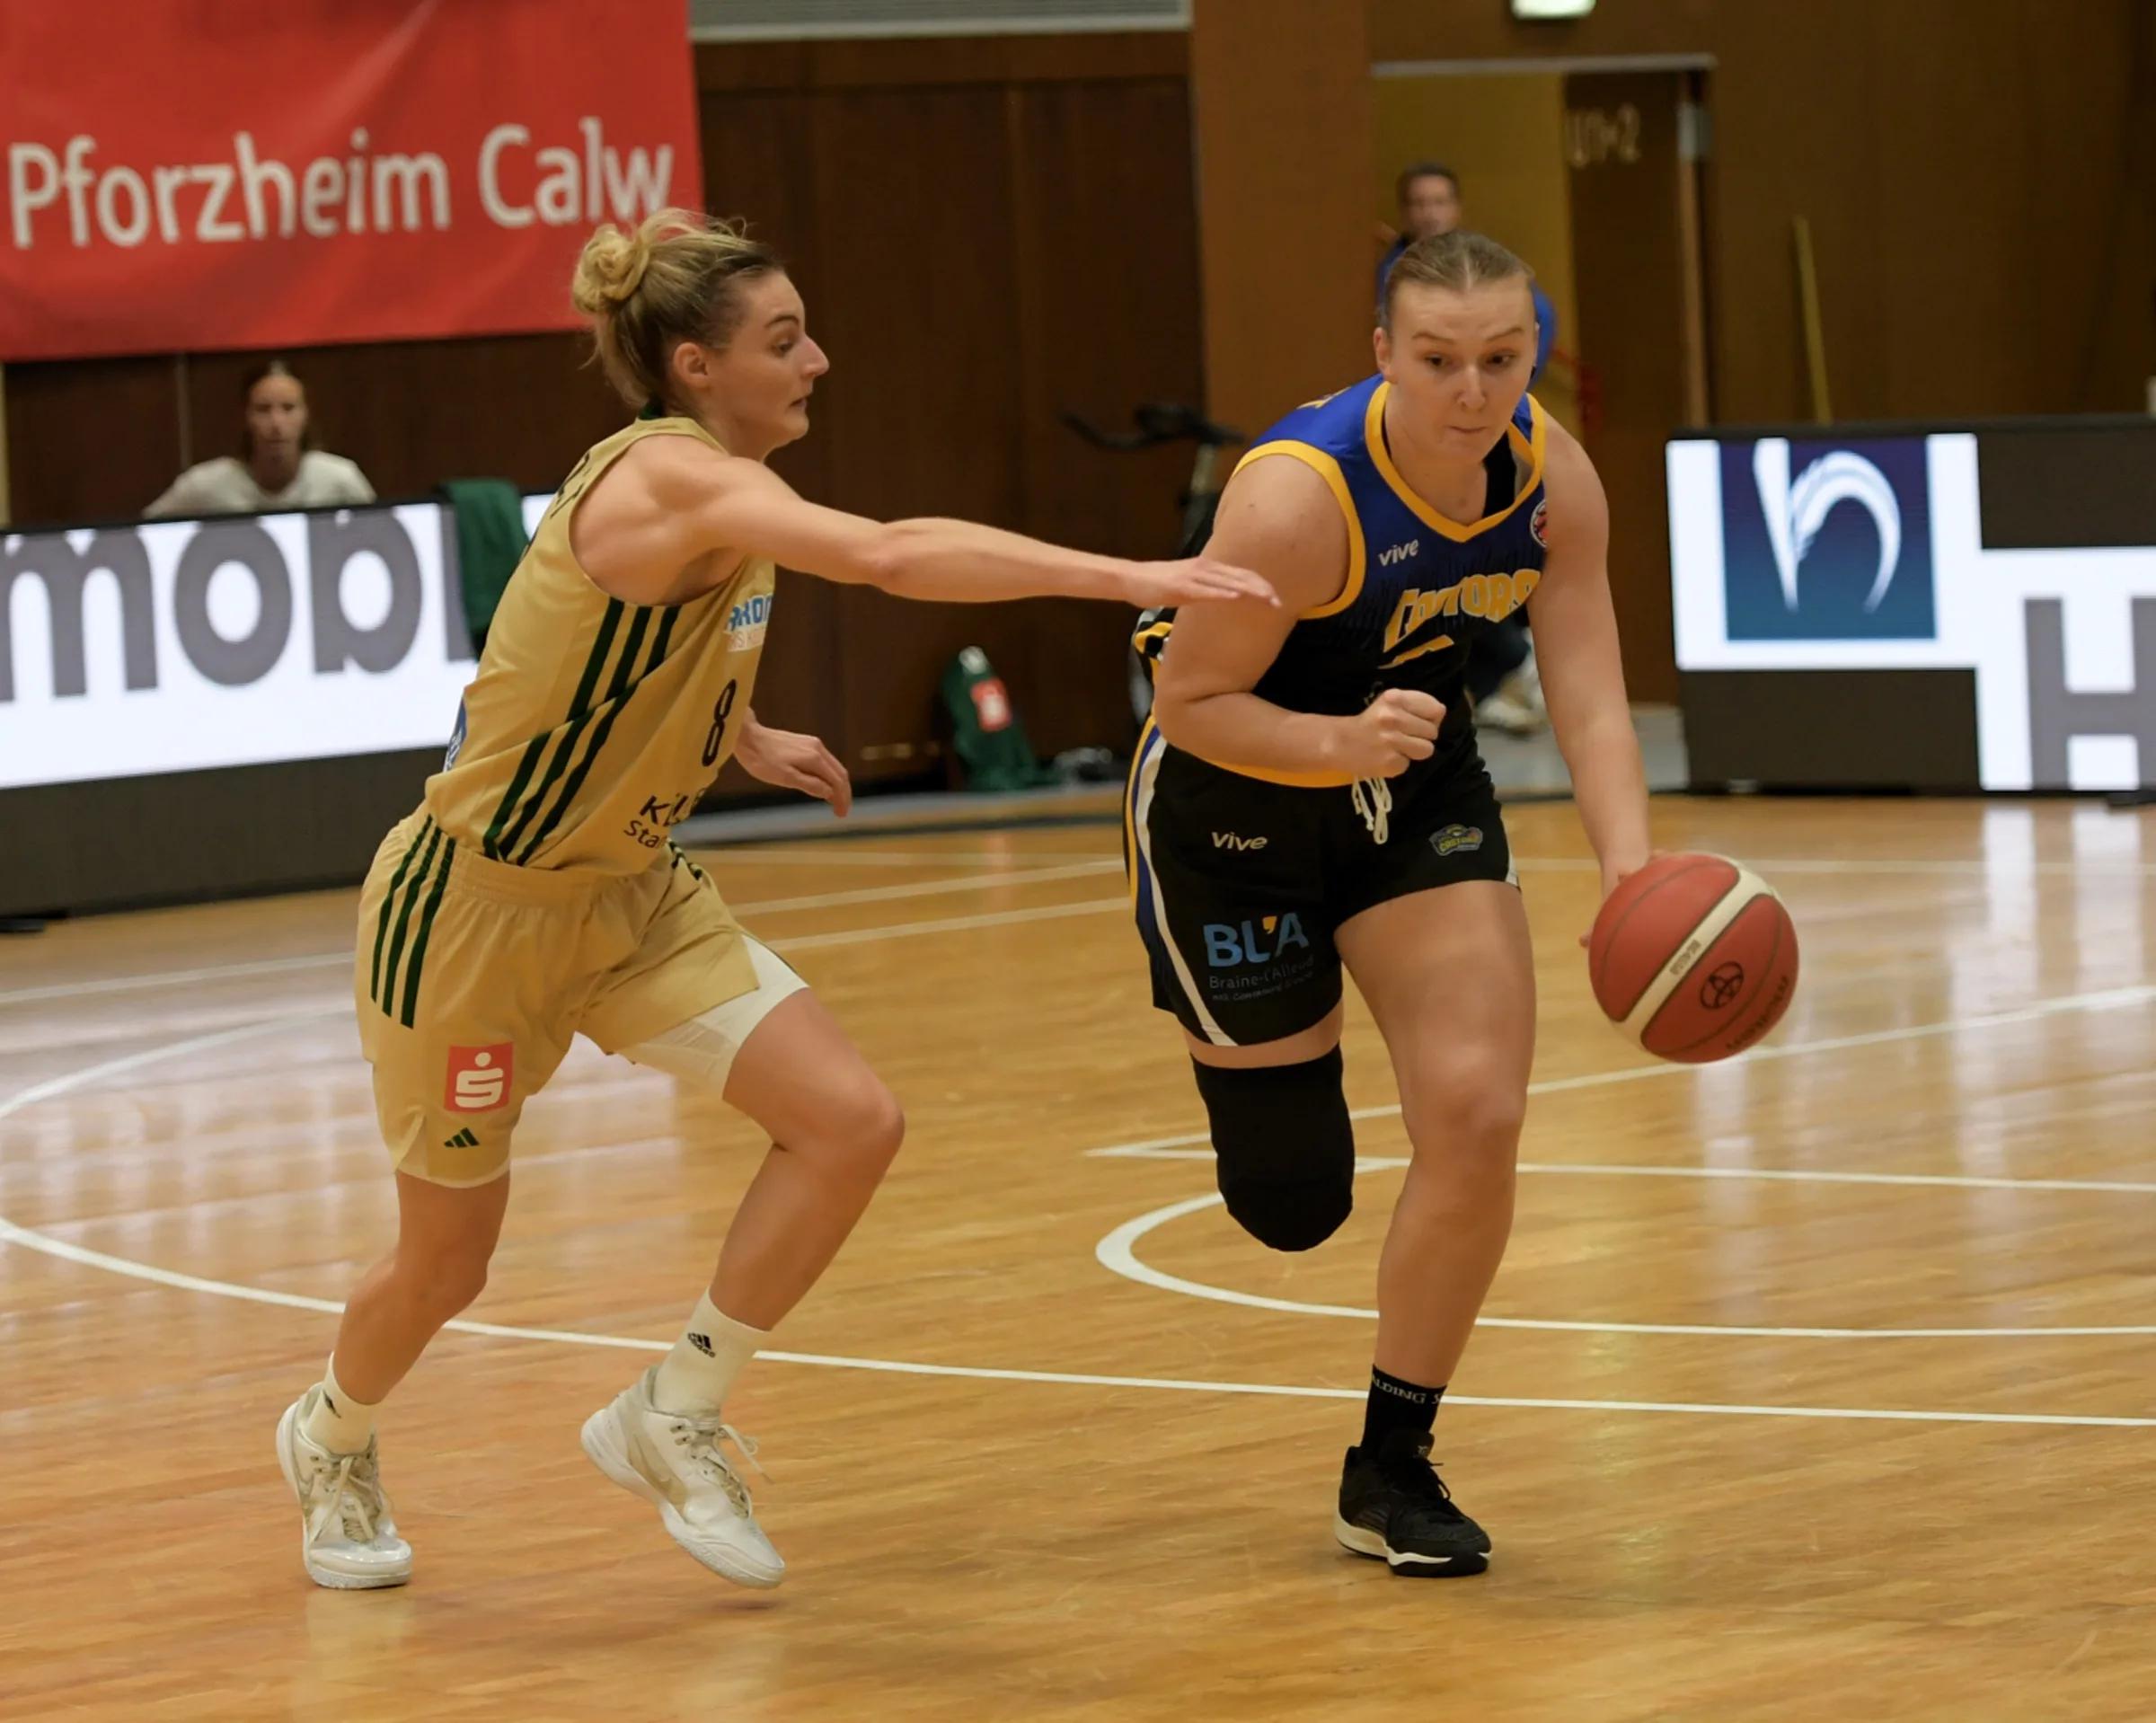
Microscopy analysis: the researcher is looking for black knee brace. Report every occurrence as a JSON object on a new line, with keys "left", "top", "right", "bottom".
{"left": 1190, "top": 1049, "right": 1355, "bottom": 1252}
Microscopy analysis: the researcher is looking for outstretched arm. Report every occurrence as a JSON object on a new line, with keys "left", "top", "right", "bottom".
{"left": 577, "top": 435, "right": 1277, "bottom": 612}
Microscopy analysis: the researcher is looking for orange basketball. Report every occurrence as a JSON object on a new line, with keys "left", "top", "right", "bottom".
{"left": 1587, "top": 853, "right": 1798, "bottom": 1063}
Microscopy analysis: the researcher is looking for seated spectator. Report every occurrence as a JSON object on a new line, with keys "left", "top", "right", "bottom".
{"left": 146, "top": 360, "right": 375, "bottom": 517}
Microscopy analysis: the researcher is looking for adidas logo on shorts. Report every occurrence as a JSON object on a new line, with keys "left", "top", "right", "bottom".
{"left": 442, "top": 1127, "right": 481, "bottom": 1149}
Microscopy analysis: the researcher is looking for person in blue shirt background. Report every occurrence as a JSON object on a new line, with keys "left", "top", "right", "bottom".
{"left": 1377, "top": 163, "right": 1558, "bottom": 384}
{"left": 1377, "top": 163, "right": 1554, "bottom": 732}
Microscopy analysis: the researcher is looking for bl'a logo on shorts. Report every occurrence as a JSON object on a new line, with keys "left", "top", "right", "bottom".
{"left": 1430, "top": 824, "right": 1485, "bottom": 857}
{"left": 445, "top": 1043, "right": 514, "bottom": 1112}
{"left": 1203, "top": 913, "right": 1311, "bottom": 968}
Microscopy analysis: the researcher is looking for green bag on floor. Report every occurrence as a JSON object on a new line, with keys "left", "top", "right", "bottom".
{"left": 940, "top": 647, "right": 1055, "bottom": 791}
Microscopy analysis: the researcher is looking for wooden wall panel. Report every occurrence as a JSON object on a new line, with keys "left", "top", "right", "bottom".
{"left": 1563, "top": 72, "right": 1694, "bottom": 702}
{"left": 1368, "top": 0, "right": 2156, "bottom": 426}
{"left": 698, "top": 87, "right": 844, "bottom": 785}
{"left": 698, "top": 64, "right": 1206, "bottom": 782}
{"left": 4, "top": 356, "right": 185, "bottom": 526}
{"left": 1002, "top": 76, "right": 1206, "bottom": 755}
{"left": 1189, "top": 0, "right": 1377, "bottom": 445}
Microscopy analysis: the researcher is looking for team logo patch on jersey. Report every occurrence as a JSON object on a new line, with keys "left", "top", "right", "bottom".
{"left": 1430, "top": 824, "right": 1485, "bottom": 858}
{"left": 727, "top": 593, "right": 773, "bottom": 650}
{"left": 445, "top": 1043, "right": 514, "bottom": 1112}
{"left": 1530, "top": 499, "right": 1550, "bottom": 548}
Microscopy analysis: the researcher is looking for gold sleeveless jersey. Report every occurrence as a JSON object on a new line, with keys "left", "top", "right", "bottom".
{"left": 424, "top": 417, "right": 773, "bottom": 873}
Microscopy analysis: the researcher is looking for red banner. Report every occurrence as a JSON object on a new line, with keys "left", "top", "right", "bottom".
{"left": 0, "top": 0, "right": 702, "bottom": 361}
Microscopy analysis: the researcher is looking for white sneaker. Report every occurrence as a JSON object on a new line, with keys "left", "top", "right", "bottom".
{"left": 1475, "top": 689, "right": 1539, "bottom": 734}
{"left": 1515, "top": 646, "right": 1549, "bottom": 722}
{"left": 1477, "top": 661, "right": 1549, "bottom": 736}
{"left": 580, "top": 1366, "right": 784, "bottom": 1588}
{"left": 276, "top": 1387, "right": 412, "bottom": 1590}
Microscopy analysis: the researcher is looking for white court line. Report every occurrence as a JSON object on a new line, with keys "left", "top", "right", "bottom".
{"left": 7, "top": 1004, "right": 2156, "bottom": 1429}
{"left": 1103, "top": 1148, "right": 2156, "bottom": 1199}
{"left": 1092, "top": 1183, "right": 2156, "bottom": 1339}
{"left": 731, "top": 859, "right": 1117, "bottom": 915}
{"left": 1086, "top": 981, "right": 2156, "bottom": 1158}
{"left": 6, "top": 1210, "right": 2151, "bottom": 1426}
{"left": 0, "top": 865, "right": 1125, "bottom": 1008}
{"left": 1514, "top": 856, "right": 2156, "bottom": 878}
{"left": 694, "top": 847, "right": 1118, "bottom": 867}
{"left": 0, "top": 951, "right": 355, "bottom": 1008}
{"left": 9, "top": 847, "right": 2150, "bottom": 1008}
{"left": 770, "top": 897, "right": 1126, "bottom": 952}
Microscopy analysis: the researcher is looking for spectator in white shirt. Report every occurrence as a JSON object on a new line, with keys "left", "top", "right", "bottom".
{"left": 146, "top": 359, "right": 376, "bottom": 517}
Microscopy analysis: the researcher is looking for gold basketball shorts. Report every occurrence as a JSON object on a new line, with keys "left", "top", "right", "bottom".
{"left": 352, "top": 809, "right": 804, "bottom": 1187}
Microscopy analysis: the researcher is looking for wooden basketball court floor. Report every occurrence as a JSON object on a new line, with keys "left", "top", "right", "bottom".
{"left": 4, "top": 794, "right": 2155, "bottom": 1721}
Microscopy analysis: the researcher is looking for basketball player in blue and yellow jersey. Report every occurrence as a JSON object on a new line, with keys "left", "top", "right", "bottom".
{"left": 1127, "top": 231, "right": 1653, "bottom": 1576}
{"left": 273, "top": 209, "right": 1275, "bottom": 1595}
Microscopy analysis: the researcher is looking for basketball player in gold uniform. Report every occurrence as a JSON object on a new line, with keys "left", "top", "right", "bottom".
{"left": 275, "top": 209, "right": 1275, "bottom": 1591}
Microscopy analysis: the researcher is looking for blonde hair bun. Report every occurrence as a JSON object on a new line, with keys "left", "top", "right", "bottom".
{"left": 570, "top": 223, "right": 653, "bottom": 316}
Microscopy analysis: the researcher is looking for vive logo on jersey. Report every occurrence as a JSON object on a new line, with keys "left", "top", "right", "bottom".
{"left": 1378, "top": 540, "right": 1422, "bottom": 568}
{"left": 1720, "top": 438, "right": 1935, "bottom": 641}
{"left": 727, "top": 592, "right": 772, "bottom": 650}
{"left": 1203, "top": 913, "right": 1310, "bottom": 968}
{"left": 1211, "top": 831, "right": 1268, "bottom": 852}
{"left": 445, "top": 1042, "right": 514, "bottom": 1113}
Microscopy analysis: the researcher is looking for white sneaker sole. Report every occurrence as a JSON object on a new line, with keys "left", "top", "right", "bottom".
{"left": 1333, "top": 1514, "right": 1489, "bottom": 1577}
{"left": 275, "top": 1400, "right": 411, "bottom": 1591}
{"left": 579, "top": 1407, "right": 784, "bottom": 1590}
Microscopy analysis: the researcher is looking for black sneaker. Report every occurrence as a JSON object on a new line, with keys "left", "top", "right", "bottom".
{"left": 1334, "top": 1429, "right": 1491, "bottom": 1577}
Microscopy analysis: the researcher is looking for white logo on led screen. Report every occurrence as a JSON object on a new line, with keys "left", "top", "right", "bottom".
{"left": 1754, "top": 441, "right": 1904, "bottom": 614}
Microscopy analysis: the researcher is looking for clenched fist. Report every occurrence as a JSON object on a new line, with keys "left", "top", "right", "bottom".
{"left": 1331, "top": 689, "right": 1445, "bottom": 780}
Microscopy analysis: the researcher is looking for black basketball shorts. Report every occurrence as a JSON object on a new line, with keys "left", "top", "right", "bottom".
{"left": 1124, "top": 725, "right": 1517, "bottom": 1047}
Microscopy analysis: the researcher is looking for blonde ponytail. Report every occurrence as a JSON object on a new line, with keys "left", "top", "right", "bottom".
{"left": 569, "top": 208, "right": 782, "bottom": 410}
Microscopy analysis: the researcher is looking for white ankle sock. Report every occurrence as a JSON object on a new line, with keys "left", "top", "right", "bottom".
{"left": 303, "top": 1356, "right": 379, "bottom": 1454}
{"left": 651, "top": 1293, "right": 766, "bottom": 1417}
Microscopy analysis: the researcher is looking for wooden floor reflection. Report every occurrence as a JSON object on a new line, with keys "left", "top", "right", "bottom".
{"left": 4, "top": 796, "right": 2154, "bottom": 1721}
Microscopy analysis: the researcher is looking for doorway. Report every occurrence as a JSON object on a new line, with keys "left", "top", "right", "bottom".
{"left": 1371, "top": 56, "right": 1713, "bottom": 703}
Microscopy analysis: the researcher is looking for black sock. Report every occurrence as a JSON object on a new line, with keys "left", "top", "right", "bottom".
{"left": 1361, "top": 1365, "right": 1444, "bottom": 1452}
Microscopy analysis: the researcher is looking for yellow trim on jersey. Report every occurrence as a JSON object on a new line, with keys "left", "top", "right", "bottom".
{"left": 1131, "top": 617, "right": 1175, "bottom": 658}
{"left": 1195, "top": 755, "right": 1358, "bottom": 789}
{"left": 1231, "top": 439, "right": 1366, "bottom": 620}
{"left": 1363, "top": 385, "right": 1547, "bottom": 543}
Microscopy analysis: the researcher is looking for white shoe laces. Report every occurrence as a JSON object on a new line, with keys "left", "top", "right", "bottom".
{"left": 666, "top": 1416, "right": 769, "bottom": 1515}
{"left": 302, "top": 1443, "right": 393, "bottom": 1550}
{"left": 1351, "top": 776, "right": 1393, "bottom": 845}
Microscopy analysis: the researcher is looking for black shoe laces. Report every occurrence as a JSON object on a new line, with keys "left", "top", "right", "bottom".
{"left": 1377, "top": 1437, "right": 1468, "bottom": 1521}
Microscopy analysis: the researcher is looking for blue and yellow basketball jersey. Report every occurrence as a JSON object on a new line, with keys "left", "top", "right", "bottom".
{"left": 1135, "top": 374, "right": 1549, "bottom": 786}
